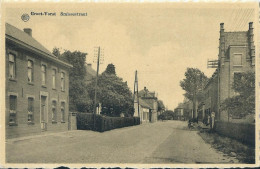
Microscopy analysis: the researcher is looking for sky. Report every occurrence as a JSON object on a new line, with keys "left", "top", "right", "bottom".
{"left": 5, "top": 3, "right": 257, "bottom": 110}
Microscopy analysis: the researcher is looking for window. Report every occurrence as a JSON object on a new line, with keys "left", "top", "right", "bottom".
{"left": 61, "top": 102, "right": 65, "bottom": 122}
{"left": 52, "top": 69, "right": 56, "bottom": 89}
{"left": 61, "top": 72, "right": 65, "bottom": 91}
{"left": 28, "top": 60, "right": 33, "bottom": 83}
{"left": 9, "top": 53, "right": 16, "bottom": 79}
{"left": 52, "top": 101, "right": 57, "bottom": 123}
{"left": 9, "top": 95, "right": 17, "bottom": 125}
{"left": 28, "top": 98, "right": 34, "bottom": 123}
{"left": 41, "top": 65, "right": 46, "bottom": 85}
{"left": 233, "top": 54, "right": 242, "bottom": 66}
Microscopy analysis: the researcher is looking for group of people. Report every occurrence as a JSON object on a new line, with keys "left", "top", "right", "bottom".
{"left": 188, "top": 112, "right": 215, "bottom": 130}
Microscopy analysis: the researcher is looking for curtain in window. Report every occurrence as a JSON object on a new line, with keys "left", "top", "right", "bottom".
{"left": 52, "top": 69, "right": 56, "bottom": 89}
{"left": 28, "top": 60, "right": 33, "bottom": 82}
{"left": 61, "top": 72, "right": 65, "bottom": 91}
{"left": 9, "top": 54, "right": 15, "bottom": 78}
{"left": 41, "top": 65, "right": 46, "bottom": 85}
{"left": 28, "top": 98, "right": 34, "bottom": 122}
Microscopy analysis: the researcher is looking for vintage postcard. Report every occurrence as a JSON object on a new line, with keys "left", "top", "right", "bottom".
{"left": 0, "top": 1, "right": 259, "bottom": 168}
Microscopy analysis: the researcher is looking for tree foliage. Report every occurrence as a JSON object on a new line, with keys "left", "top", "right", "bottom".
{"left": 86, "top": 64, "right": 134, "bottom": 117}
{"left": 104, "top": 63, "right": 116, "bottom": 75}
{"left": 222, "top": 71, "right": 255, "bottom": 117}
{"left": 157, "top": 100, "right": 165, "bottom": 112}
{"left": 52, "top": 48, "right": 92, "bottom": 112}
{"left": 158, "top": 110, "right": 175, "bottom": 120}
{"left": 180, "top": 68, "right": 208, "bottom": 117}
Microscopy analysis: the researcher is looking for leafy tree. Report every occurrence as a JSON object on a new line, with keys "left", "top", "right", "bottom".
{"left": 52, "top": 47, "right": 61, "bottom": 58}
{"left": 222, "top": 71, "right": 255, "bottom": 117}
{"left": 86, "top": 64, "right": 134, "bottom": 117}
{"left": 157, "top": 100, "right": 165, "bottom": 112}
{"left": 52, "top": 48, "right": 92, "bottom": 112}
{"left": 158, "top": 110, "right": 175, "bottom": 120}
{"left": 104, "top": 63, "right": 116, "bottom": 75}
{"left": 180, "top": 68, "right": 208, "bottom": 118}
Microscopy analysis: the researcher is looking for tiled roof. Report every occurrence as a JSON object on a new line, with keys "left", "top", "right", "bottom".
{"left": 138, "top": 89, "right": 155, "bottom": 98}
{"left": 139, "top": 98, "right": 153, "bottom": 109}
{"left": 6, "top": 23, "right": 56, "bottom": 58}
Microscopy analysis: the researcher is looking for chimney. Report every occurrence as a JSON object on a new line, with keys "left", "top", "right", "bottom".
{"left": 249, "top": 22, "right": 253, "bottom": 29}
{"left": 24, "top": 28, "right": 32, "bottom": 36}
{"left": 248, "top": 22, "right": 255, "bottom": 66}
{"left": 220, "top": 23, "right": 224, "bottom": 31}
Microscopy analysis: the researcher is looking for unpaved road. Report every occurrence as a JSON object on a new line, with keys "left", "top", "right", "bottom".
{"left": 6, "top": 120, "right": 238, "bottom": 163}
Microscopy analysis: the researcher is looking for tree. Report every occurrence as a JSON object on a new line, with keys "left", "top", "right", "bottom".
{"left": 180, "top": 68, "right": 208, "bottom": 118}
{"left": 86, "top": 64, "right": 134, "bottom": 117}
{"left": 52, "top": 48, "right": 92, "bottom": 112}
{"left": 157, "top": 100, "right": 165, "bottom": 112}
{"left": 104, "top": 63, "right": 116, "bottom": 75}
{"left": 222, "top": 71, "right": 255, "bottom": 117}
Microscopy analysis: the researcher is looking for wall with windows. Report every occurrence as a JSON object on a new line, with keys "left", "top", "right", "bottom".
{"left": 5, "top": 44, "right": 70, "bottom": 139}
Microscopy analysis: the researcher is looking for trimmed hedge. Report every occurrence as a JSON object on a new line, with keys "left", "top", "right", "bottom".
{"left": 77, "top": 112, "right": 140, "bottom": 132}
{"left": 214, "top": 121, "right": 255, "bottom": 146}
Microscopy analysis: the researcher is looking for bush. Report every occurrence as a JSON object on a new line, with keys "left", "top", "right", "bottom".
{"left": 77, "top": 112, "right": 140, "bottom": 132}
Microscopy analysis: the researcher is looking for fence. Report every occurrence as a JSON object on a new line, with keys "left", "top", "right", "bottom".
{"left": 77, "top": 112, "right": 140, "bottom": 132}
{"left": 214, "top": 121, "right": 255, "bottom": 146}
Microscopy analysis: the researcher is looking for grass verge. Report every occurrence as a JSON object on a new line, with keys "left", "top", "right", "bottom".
{"left": 198, "top": 130, "right": 255, "bottom": 164}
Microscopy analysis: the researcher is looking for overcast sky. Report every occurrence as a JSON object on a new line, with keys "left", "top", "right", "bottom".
{"left": 5, "top": 3, "right": 257, "bottom": 110}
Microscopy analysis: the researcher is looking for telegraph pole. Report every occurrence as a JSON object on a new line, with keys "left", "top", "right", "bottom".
{"left": 133, "top": 70, "right": 140, "bottom": 117}
{"left": 207, "top": 59, "right": 220, "bottom": 120}
{"left": 93, "top": 46, "right": 104, "bottom": 129}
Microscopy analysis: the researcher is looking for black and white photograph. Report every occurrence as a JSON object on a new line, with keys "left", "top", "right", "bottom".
{"left": 0, "top": 1, "right": 258, "bottom": 167}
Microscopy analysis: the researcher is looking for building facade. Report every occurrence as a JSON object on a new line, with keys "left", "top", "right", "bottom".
{"left": 218, "top": 22, "right": 255, "bottom": 122}
{"left": 5, "top": 23, "right": 72, "bottom": 138}
{"left": 134, "top": 87, "right": 158, "bottom": 123}
{"left": 197, "top": 22, "right": 255, "bottom": 123}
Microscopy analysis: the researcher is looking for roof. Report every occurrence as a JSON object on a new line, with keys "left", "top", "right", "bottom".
{"left": 85, "top": 64, "right": 96, "bottom": 83}
{"left": 139, "top": 89, "right": 156, "bottom": 98}
{"left": 139, "top": 98, "right": 153, "bottom": 109}
{"left": 5, "top": 23, "right": 72, "bottom": 68}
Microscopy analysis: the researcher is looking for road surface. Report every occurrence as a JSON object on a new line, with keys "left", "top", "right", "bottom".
{"left": 6, "top": 120, "right": 238, "bottom": 163}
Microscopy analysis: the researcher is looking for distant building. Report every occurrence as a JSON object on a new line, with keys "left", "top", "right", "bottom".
{"left": 5, "top": 23, "right": 73, "bottom": 138}
{"left": 134, "top": 87, "right": 158, "bottom": 123}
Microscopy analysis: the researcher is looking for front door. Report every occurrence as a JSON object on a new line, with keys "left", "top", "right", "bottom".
{"left": 41, "top": 95, "right": 47, "bottom": 131}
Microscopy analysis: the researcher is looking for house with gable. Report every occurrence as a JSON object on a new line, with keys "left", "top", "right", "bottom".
{"left": 134, "top": 87, "right": 158, "bottom": 123}
{"left": 5, "top": 23, "right": 73, "bottom": 138}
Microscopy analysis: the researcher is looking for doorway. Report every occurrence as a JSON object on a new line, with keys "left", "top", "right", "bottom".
{"left": 40, "top": 95, "right": 47, "bottom": 131}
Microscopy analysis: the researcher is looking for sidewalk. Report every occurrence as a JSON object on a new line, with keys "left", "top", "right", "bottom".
{"left": 6, "top": 130, "right": 78, "bottom": 143}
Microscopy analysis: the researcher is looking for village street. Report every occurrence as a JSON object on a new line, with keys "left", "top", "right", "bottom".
{"left": 6, "top": 121, "right": 238, "bottom": 164}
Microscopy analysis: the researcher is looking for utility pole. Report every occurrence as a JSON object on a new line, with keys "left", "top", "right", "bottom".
{"left": 93, "top": 46, "right": 104, "bottom": 129}
{"left": 207, "top": 59, "right": 220, "bottom": 121}
{"left": 133, "top": 70, "right": 139, "bottom": 117}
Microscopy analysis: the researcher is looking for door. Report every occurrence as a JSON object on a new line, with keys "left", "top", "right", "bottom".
{"left": 41, "top": 95, "right": 47, "bottom": 131}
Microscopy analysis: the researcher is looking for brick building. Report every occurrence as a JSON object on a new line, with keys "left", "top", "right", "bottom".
{"left": 197, "top": 22, "right": 255, "bottom": 123}
{"left": 218, "top": 22, "right": 255, "bottom": 122}
{"left": 5, "top": 23, "right": 73, "bottom": 138}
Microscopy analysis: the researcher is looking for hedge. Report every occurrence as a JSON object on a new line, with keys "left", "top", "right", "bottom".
{"left": 77, "top": 112, "right": 140, "bottom": 132}
{"left": 214, "top": 121, "right": 255, "bottom": 146}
